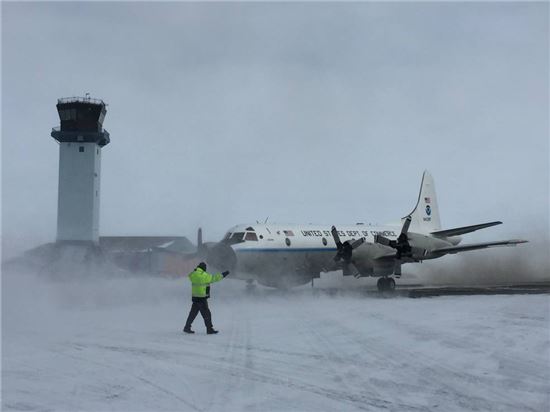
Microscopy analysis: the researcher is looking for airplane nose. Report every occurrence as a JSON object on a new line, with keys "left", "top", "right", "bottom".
{"left": 206, "top": 242, "right": 237, "bottom": 272}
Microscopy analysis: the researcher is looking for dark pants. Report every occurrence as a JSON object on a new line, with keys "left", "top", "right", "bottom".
{"left": 184, "top": 297, "right": 213, "bottom": 329}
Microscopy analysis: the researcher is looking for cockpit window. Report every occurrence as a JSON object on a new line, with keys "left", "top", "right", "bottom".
{"left": 225, "top": 232, "right": 245, "bottom": 245}
{"left": 232, "top": 232, "right": 245, "bottom": 241}
{"left": 245, "top": 232, "right": 258, "bottom": 241}
{"left": 245, "top": 226, "right": 255, "bottom": 231}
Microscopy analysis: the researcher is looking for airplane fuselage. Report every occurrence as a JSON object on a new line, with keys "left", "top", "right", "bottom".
{"left": 200, "top": 171, "right": 526, "bottom": 290}
{"left": 217, "top": 222, "right": 452, "bottom": 288}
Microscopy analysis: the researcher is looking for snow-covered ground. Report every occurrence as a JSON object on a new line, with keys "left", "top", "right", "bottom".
{"left": 2, "top": 272, "right": 549, "bottom": 412}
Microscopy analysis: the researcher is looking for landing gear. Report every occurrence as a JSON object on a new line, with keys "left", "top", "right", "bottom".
{"left": 377, "top": 277, "right": 396, "bottom": 293}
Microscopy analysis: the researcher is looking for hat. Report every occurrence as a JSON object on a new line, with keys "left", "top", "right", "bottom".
{"left": 197, "top": 262, "right": 207, "bottom": 271}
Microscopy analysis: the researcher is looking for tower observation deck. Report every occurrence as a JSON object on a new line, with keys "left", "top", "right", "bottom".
{"left": 51, "top": 96, "right": 111, "bottom": 243}
{"left": 51, "top": 96, "right": 110, "bottom": 145}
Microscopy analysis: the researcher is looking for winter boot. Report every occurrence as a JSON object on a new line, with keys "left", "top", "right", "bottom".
{"left": 183, "top": 327, "right": 195, "bottom": 334}
{"left": 207, "top": 328, "right": 219, "bottom": 335}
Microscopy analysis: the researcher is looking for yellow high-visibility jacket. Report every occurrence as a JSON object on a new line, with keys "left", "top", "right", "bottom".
{"left": 188, "top": 267, "right": 223, "bottom": 298}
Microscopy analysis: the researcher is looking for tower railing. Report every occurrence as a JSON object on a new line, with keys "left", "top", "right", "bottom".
{"left": 51, "top": 127, "right": 106, "bottom": 133}
{"left": 57, "top": 96, "right": 105, "bottom": 106}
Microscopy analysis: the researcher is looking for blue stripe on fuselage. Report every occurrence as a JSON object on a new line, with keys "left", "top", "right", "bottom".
{"left": 235, "top": 248, "right": 337, "bottom": 253}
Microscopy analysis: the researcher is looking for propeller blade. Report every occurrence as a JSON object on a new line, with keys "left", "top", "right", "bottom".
{"left": 395, "top": 261, "right": 402, "bottom": 278}
{"left": 350, "top": 237, "right": 366, "bottom": 250}
{"left": 342, "top": 262, "right": 360, "bottom": 277}
{"left": 401, "top": 215, "right": 412, "bottom": 236}
{"left": 342, "top": 263, "right": 350, "bottom": 276}
{"left": 331, "top": 226, "right": 344, "bottom": 262}
{"left": 331, "top": 226, "right": 342, "bottom": 249}
{"left": 198, "top": 227, "right": 203, "bottom": 248}
{"left": 374, "top": 234, "right": 392, "bottom": 247}
{"left": 197, "top": 228, "right": 207, "bottom": 257}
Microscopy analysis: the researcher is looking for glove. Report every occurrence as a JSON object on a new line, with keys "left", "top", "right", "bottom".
{"left": 222, "top": 271, "right": 230, "bottom": 277}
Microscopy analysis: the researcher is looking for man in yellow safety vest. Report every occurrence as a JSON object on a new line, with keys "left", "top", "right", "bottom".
{"left": 183, "top": 262, "right": 229, "bottom": 334}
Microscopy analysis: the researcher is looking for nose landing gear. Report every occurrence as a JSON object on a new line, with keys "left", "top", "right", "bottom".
{"left": 377, "top": 277, "right": 396, "bottom": 293}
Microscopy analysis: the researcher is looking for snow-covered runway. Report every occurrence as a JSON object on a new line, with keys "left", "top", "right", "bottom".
{"left": 3, "top": 274, "right": 549, "bottom": 411}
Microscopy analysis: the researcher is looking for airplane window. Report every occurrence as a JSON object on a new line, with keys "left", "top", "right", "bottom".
{"left": 285, "top": 238, "right": 291, "bottom": 247}
{"left": 322, "top": 237, "right": 327, "bottom": 246}
{"left": 245, "top": 232, "right": 258, "bottom": 241}
{"left": 226, "top": 232, "right": 245, "bottom": 245}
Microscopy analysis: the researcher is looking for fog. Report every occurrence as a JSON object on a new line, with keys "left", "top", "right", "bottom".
{"left": 418, "top": 226, "right": 550, "bottom": 285}
{"left": 3, "top": 264, "right": 549, "bottom": 411}
{"left": 2, "top": 2, "right": 548, "bottom": 263}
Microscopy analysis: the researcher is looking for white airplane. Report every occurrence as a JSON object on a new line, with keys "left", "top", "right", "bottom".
{"left": 198, "top": 171, "right": 527, "bottom": 292}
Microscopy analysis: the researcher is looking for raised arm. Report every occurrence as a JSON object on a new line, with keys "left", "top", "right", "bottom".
{"left": 204, "top": 271, "right": 223, "bottom": 284}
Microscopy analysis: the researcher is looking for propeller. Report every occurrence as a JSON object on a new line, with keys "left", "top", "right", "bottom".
{"left": 191, "top": 227, "right": 237, "bottom": 271}
{"left": 374, "top": 216, "right": 412, "bottom": 257}
{"left": 197, "top": 227, "right": 206, "bottom": 257}
{"left": 185, "top": 227, "right": 207, "bottom": 259}
{"left": 331, "top": 226, "right": 365, "bottom": 277}
{"left": 374, "top": 216, "right": 412, "bottom": 278}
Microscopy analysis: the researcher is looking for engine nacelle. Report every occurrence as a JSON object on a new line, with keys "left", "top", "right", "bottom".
{"left": 407, "top": 232, "right": 454, "bottom": 260}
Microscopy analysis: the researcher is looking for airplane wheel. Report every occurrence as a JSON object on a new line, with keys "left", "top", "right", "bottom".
{"left": 377, "top": 277, "right": 387, "bottom": 292}
{"left": 387, "top": 277, "right": 396, "bottom": 291}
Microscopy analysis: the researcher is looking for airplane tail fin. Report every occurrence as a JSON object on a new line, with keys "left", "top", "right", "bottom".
{"left": 404, "top": 170, "right": 441, "bottom": 234}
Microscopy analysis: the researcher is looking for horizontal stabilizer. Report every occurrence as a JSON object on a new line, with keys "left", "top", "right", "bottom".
{"left": 431, "top": 221, "right": 502, "bottom": 237}
{"left": 432, "top": 239, "right": 528, "bottom": 255}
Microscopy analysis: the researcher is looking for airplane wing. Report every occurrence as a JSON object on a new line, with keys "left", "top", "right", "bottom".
{"left": 431, "top": 239, "right": 528, "bottom": 255}
{"left": 430, "top": 221, "right": 502, "bottom": 237}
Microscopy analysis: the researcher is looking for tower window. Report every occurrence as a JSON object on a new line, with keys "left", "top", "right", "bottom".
{"left": 79, "top": 146, "right": 84, "bottom": 152}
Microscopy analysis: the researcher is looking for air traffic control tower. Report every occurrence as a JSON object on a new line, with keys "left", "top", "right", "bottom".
{"left": 51, "top": 96, "right": 110, "bottom": 244}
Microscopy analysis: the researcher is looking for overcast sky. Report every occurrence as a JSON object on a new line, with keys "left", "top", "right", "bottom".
{"left": 2, "top": 2, "right": 548, "bottom": 259}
